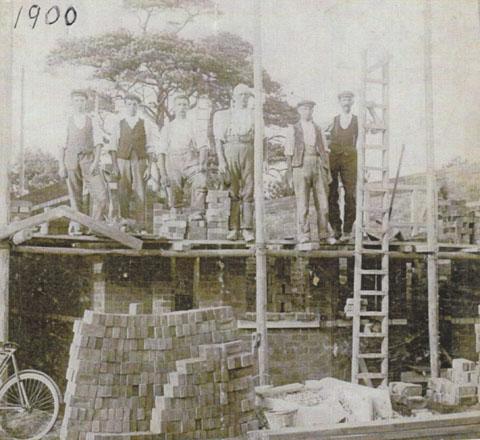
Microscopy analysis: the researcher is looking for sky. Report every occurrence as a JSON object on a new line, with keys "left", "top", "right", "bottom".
{"left": 10, "top": 0, "right": 480, "bottom": 175}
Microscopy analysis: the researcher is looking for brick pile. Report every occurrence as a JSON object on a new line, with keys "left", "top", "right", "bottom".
{"left": 155, "top": 212, "right": 188, "bottom": 240}
{"left": 151, "top": 340, "right": 257, "bottom": 439}
{"left": 61, "top": 304, "right": 257, "bottom": 439}
{"left": 206, "top": 191, "right": 231, "bottom": 240}
{"left": 427, "top": 358, "right": 479, "bottom": 406}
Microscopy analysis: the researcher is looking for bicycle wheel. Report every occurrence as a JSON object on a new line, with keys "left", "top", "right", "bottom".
{"left": 0, "top": 370, "right": 61, "bottom": 440}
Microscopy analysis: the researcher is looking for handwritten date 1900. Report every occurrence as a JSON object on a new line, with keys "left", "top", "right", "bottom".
{"left": 14, "top": 5, "right": 77, "bottom": 29}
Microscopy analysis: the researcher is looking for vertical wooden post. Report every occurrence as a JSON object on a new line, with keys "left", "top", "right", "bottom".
{"left": 19, "top": 66, "right": 26, "bottom": 195}
{"left": 253, "top": 0, "right": 268, "bottom": 385}
{"left": 424, "top": 0, "right": 440, "bottom": 378}
{"left": 0, "top": 0, "right": 13, "bottom": 343}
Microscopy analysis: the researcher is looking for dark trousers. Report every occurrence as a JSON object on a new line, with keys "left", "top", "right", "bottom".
{"left": 328, "top": 148, "right": 357, "bottom": 234}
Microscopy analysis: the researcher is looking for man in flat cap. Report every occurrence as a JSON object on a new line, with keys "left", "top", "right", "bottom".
{"left": 58, "top": 89, "right": 109, "bottom": 235}
{"left": 157, "top": 95, "right": 208, "bottom": 219}
{"left": 213, "top": 83, "right": 255, "bottom": 242}
{"left": 109, "top": 94, "right": 160, "bottom": 232}
{"left": 285, "top": 100, "right": 331, "bottom": 243}
{"left": 326, "top": 90, "right": 358, "bottom": 242}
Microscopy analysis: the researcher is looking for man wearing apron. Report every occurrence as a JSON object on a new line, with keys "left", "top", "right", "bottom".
{"left": 157, "top": 95, "right": 208, "bottom": 219}
{"left": 327, "top": 90, "right": 358, "bottom": 243}
{"left": 285, "top": 100, "right": 331, "bottom": 243}
{"left": 58, "top": 89, "right": 108, "bottom": 235}
{"left": 213, "top": 84, "right": 255, "bottom": 242}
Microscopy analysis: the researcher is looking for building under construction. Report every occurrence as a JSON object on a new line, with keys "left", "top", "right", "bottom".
{"left": 1, "top": 0, "right": 480, "bottom": 439}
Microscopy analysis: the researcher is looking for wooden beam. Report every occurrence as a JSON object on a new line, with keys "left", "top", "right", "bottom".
{"left": 0, "top": 0, "right": 13, "bottom": 343}
{"left": 253, "top": 0, "right": 268, "bottom": 386}
{"left": 58, "top": 206, "right": 143, "bottom": 250}
{"left": 0, "top": 206, "right": 66, "bottom": 240}
{"left": 424, "top": 0, "right": 440, "bottom": 379}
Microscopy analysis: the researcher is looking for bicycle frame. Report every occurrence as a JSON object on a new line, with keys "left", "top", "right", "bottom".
{"left": 0, "top": 347, "right": 31, "bottom": 411}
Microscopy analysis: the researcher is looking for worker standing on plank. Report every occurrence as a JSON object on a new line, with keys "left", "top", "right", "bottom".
{"left": 157, "top": 95, "right": 208, "bottom": 220}
{"left": 285, "top": 100, "right": 332, "bottom": 244}
{"left": 326, "top": 91, "right": 358, "bottom": 243}
{"left": 213, "top": 84, "right": 255, "bottom": 242}
{"left": 58, "top": 89, "right": 108, "bottom": 235}
{"left": 110, "top": 94, "right": 160, "bottom": 233}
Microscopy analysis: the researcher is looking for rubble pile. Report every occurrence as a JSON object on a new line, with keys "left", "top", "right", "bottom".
{"left": 60, "top": 303, "right": 256, "bottom": 439}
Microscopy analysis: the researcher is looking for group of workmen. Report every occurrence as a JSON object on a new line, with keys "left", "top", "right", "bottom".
{"left": 58, "top": 84, "right": 358, "bottom": 244}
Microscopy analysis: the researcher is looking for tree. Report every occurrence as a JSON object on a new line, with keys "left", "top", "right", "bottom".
{"left": 124, "top": 0, "right": 216, "bottom": 34}
{"left": 48, "top": 31, "right": 296, "bottom": 129}
{"left": 9, "top": 149, "right": 61, "bottom": 196}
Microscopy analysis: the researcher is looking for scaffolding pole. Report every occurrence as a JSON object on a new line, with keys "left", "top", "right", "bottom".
{"left": 253, "top": 0, "right": 268, "bottom": 386}
{"left": 0, "top": 0, "right": 13, "bottom": 343}
{"left": 424, "top": 0, "right": 440, "bottom": 379}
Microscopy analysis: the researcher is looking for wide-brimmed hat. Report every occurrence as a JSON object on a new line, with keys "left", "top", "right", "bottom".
{"left": 297, "top": 99, "right": 316, "bottom": 108}
{"left": 337, "top": 90, "right": 355, "bottom": 99}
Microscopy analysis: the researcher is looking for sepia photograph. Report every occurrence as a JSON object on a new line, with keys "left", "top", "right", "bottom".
{"left": 0, "top": 0, "right": 480, "bottom": 438}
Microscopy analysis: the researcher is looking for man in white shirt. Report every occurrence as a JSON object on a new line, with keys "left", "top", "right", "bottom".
{"left": 58, "top": 89, "right": 108, "bottom": 235}
{"left": 213, "top": 84, "right": 255, "bottom": 242}
{"left": 157, "top": 95, "right": 208, "bottom": 220}
{"left": 110, "top": 94, "right": 160, "bottom": 231}
{"left": 285, "top": 100, "right": 331, "bottom": 244}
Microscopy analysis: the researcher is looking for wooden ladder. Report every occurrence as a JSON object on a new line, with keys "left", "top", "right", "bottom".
{"left": 351, "top": 51, "right": 390, "bottom": 388}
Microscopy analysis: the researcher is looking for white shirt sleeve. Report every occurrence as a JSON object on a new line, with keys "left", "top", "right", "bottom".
{"left": 157, "top": 122, "right": 169, "bottom": 155}
{"left": 107, "top": 118, "right": 120, "bottom": 153}
{"left": 91, "top": 115, "right": 105, "bottom": 147}
{"left": 144, "top": 118, "right": 161, "bottom": 154}
{"left": 284, "top": 125, "right": 295, "bottom": 156}
{"left": 213, "top": 111, "right": 227, "bottom": 142}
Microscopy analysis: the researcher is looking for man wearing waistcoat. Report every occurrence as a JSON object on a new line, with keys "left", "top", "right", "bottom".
{"left": 285, "top": 100, "right": 332, "bottom": 244}
{"left": 110, "top": 94, "right": 160, "bottom": 232}
{"left": 213, "top": 84, "right": 255, "bottom": 242}
{"left": 58, "top": 89, "right": 108, "bottom": 235}
{"left": 326, "top": 90, "right": 358, "bottom": 243}
{"left": 158, "top": 95, "right": 208, "bottom": 219}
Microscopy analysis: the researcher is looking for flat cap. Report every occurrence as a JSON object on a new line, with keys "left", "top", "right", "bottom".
{"left": 297, "top": 99, "right": 316, "bottom": 108}
{"left": 124, "top": 94, "right": 142, "bottom": 103}
{"left": 233, "top": 83, "right": 254, "bottom": 96}
{"left": 337, "top": 90, "right": 355, "bottom": 99}
{"left": 70, "top": 89, "right": 89, "bottom": 99}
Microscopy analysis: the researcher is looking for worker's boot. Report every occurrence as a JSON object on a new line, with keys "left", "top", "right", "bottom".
{"left": 340, "top": 232, "right": 353, "bottom": 243}
{"left": 227, "top": 229, "right": 240, "bottom": 241}
{"left": 68, "top": 221, "right": 82, "bottom": 236}
{"left": 242, "top": 229, "right": 255, "bottom": 243}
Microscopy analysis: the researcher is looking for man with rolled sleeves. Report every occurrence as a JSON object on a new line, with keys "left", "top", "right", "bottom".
{"left": 58, "top": 89, "right": 108, "bottom": 235}
{"left": 157, "top": 95, "right": 208, "bottom": 219}
{"left": 110, "top": 94, "right": 160, "bottom": 232}
{"left": 213, "top": 84, "right": 255, "bottom": 242}
{"left": 327, "top": 90, "right": 358, "bottom": 243}
{"left": 285, "top": 100, "right": 331, "bottom": 244}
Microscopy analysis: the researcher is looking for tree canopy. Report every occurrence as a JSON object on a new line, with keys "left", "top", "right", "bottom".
{"left": 48, "top": 30, "right": 296, "bottom": 128}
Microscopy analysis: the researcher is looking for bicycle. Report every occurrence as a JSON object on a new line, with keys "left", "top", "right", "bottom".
{"left": 0, "top": 342, "right": 61, "bottom": 440}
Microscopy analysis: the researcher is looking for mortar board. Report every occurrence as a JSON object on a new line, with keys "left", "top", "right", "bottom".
{"left": 70, "top": 89, "right": 89, "bottom": 99}
{"left": 297, "top": 100, "right": 316, "bottom": 108}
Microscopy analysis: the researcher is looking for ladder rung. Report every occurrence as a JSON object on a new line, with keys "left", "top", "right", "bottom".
{"left": 365, "top": 77, "right": 387, "bottom": 85}
{"left": 366, "top": 100, "right": 387, "bottom": 109}
{"left": 365, "top": 143, "right": 387, "bottom": 151}
{"left": 365, "top": 123, "right": 387, "bottom": 131}
{"left": 359, "top": 311, "right": 387, "bottom": 317}
{"left": 360, "top": 269, "right": 387, "bottom": 275}
{"left": 357, "top": 372, "right": 386, "bottom": 380}
{"left": 358, "top": 353, "right": 386, "bottom": 359}
{"left": 359, "top": 290, "right": 386, "bottom": 296}
{"left": 364, "top": 186, "right": 389, "bottom": 193}
{"left": 359, "top": 248, "right": 384, "bottom": 255}
{"left": 359, "top": 333, "right": 387, "bottom": 338}
{"left": 365, "top": 166, "right": 388, "bottom": 172}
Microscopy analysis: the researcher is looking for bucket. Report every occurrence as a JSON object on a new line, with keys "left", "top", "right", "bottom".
{"left": 265, "top": 408, "right": 297, "bottom": 430}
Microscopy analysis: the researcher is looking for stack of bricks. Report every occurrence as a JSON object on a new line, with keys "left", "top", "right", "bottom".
{"left": 151, "top": 340, "right": 257, "bottom": 439}
{"left": 427, "top": 358, "right": 479, "bottom": 406}
{"left": 206, "top": 191, "right": 231, "bottom": 240}
{"left": 438, "top": 199, "right": 474, "bottom": 244}
{"left": 155, "top": 212, "right": 188, "bottom": 240}
{"left": 61, "top": 304, "right": 257, "bottom": 439}
{"left": 187, "top": 216, "right": 207, "bottom": 240}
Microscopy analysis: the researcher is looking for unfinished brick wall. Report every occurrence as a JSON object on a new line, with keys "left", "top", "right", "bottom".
{"left": 61, "top": 305, "right": 256, "bottom": 439}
